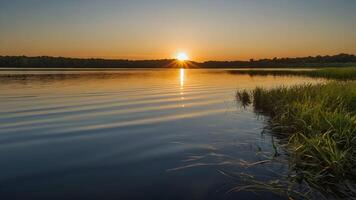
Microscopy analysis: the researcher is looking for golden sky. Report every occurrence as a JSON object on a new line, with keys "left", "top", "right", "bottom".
{"left": 1, "top": 0, "right": 355, "bottom": 61}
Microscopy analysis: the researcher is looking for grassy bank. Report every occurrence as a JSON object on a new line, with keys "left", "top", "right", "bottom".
{"left": 236, "top": 82, "right": 356, "bottom": 198}
{"left": 230, "top": 67, "right": 356, "bottom": 80}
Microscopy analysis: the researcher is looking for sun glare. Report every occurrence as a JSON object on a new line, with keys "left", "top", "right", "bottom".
{"left": 176, "top": 52, "right": 189, "bottom": 61}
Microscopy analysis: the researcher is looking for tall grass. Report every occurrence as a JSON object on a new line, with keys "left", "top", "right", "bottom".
{"left": 236, "top": 82, "right": 356, "bottom": 198}
{"left": 230, "top": 67, "right": 356, "bottom": 80}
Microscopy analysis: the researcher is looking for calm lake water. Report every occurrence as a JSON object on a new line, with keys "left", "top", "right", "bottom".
{"left": 0, "top": 69, "right": 323, "bottom": 200}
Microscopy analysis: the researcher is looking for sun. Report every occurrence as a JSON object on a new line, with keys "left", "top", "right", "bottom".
{"left": 176, "top": 52, "right": 189, "bottom": 61}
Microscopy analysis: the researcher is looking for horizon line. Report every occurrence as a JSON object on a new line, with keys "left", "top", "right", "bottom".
{"left": 1, "top": 53, "right": 355, "bottom": 63}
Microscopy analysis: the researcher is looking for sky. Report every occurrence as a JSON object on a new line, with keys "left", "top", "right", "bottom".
{"left": 0, "top": 0, "right": 355, "bottom": 61}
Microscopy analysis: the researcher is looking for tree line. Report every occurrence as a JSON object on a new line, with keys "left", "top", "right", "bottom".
{"left": 0, "top": 53, "right": 355, "bottom": 68}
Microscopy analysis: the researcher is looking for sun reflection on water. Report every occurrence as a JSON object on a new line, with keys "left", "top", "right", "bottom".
{"left": 180, "top": 68, "right": 185, "bottom": 88}
{"left": 180, "top": 68, "right": 185, "bottom": 107}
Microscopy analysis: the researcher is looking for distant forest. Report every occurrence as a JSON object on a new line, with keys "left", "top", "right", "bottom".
{"left": 0, "top": 53, "right": 355, "bottom": 68}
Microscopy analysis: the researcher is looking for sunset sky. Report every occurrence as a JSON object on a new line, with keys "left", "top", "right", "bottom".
{"left": 1, "top": 0, "right": 355, "bottom": 61}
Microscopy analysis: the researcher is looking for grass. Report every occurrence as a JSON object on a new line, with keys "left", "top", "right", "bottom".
{"left": 230, "top": 67, "right": 356, "bottom": 80}
{"left": 236, "top": 81, "right": 356, "bottom": 199}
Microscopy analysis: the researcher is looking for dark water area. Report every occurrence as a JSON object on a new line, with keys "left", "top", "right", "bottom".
{"left": 0, "top": 69, "right": 323, "bottom": 200}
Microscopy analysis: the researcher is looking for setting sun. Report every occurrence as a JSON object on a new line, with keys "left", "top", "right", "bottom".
{"left": 176, "top": 52, "right": 189, "bottom": 61}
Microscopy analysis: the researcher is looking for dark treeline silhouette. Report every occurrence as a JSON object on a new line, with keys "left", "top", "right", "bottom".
{"left": 0, "top": 53, "right": 355, "bottom": 68}
{"left": 201, "top": 53, "right": 356, "bottom": 68}
{"left": 0, "top": 56, "right": 176, "bottom": 68}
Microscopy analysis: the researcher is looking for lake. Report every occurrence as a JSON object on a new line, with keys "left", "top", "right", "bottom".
{"left": 0, "top": 69, "right": 323, "bottom": 200}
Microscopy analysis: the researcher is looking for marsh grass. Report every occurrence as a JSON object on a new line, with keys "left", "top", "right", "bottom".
{"left": 230, "top": 67, "right": 356, "bottom": 80}
{"left": 220, "top": 170, "right": 319, "bottom": 200}
{"left": 236, "top": 82, "right": 356, "bottom": 199}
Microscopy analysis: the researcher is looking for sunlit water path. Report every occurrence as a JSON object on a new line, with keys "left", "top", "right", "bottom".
{"left": 0, "top": 69, "right": 323, "bottom": 200}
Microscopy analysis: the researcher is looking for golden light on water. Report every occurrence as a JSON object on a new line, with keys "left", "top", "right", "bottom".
{"left": 179, "top": 68, "right": 185, "bottom": 107}
{"left": 176, "top": 52, "right": 189, "bottom": 61}
{"left": 180, "top": 68, "right": 185, "bottom": 88}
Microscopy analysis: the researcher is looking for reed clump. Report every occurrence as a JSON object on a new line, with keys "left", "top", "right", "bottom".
{"left": 236, "top": 81, "right": 356, "bottom": 198}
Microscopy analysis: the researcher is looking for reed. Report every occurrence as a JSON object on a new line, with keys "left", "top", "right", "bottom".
{"left": 236, "top": 81, "right": 356, "bottom": 198}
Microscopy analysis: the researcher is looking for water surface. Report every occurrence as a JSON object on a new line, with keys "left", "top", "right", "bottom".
{"left": 0, "top": 69, "right": 323, "bottom": 200}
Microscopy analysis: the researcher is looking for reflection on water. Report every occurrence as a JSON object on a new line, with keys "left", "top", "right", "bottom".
{"left": 0, "top": 69, "right": 323, "bottom": 200}
{"left": 180, "top": 68, "right": 185, "bottom": 88}
{"left": 180, "top": 68, "right": 185, "bottom": 107}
